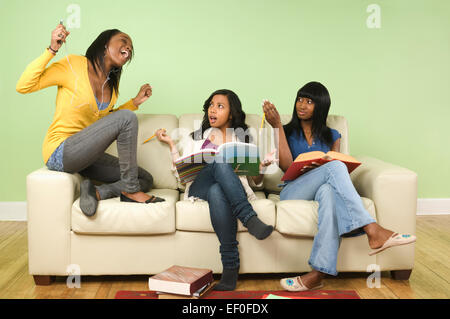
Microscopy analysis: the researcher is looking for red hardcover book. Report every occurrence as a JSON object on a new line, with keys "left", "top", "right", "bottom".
{"left": 281, "top": 151, "right": 361, "bottom": 181}
{"left": 148, "top": 265, "right": 214, "bottom": 296}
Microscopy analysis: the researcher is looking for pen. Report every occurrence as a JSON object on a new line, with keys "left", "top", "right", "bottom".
{"left": 57, "top": 20, "right": 64, "bottom": 45}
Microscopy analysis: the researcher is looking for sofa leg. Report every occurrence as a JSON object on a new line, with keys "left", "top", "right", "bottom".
{"left": 33, "top": 275, "right": 55, "bottom": 285}
{"left": 390, "top": 269, "right": 412, "bottom": 280}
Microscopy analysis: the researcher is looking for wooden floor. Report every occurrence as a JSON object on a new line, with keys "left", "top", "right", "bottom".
{"left": 0, "top": 216, "right": 449, "bottom": 299}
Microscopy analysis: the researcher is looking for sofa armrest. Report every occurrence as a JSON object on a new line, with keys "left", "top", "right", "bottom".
{"left": 351, "top": 156, "right": 417, "bottom": 231}
{"left": 351, "top": 156, "right": 417, "bottom": 270}
{"left": 26, "top": 168, "right": 82, "bottom": 275}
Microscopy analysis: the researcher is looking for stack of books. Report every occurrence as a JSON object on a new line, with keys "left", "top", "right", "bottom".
{"left": 148, "top": 265, "right": 215, "bottom": 299}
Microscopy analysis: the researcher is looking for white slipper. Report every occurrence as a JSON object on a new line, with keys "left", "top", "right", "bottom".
{"left": 369, "top": 233, "right": 416, "bottom": 256}
{"left": 280, "top": 276, "right": 324, "bottom": 292}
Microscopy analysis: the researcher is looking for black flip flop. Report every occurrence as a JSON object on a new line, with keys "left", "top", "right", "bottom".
{"left": 120, "top": 193, "right": 165, "bottom": 204}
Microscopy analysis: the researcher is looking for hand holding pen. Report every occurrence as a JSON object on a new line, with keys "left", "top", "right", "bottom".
{"left": 49, "top": 20, "right": 70, "bottom": 54}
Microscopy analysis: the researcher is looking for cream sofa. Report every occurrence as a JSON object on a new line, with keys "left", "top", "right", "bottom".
{"left": 26, "top": 113, "right": 417, "bottom": 285}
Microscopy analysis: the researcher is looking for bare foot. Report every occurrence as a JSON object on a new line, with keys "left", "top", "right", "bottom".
{"left": 121, "top": 191, "right": 152, "bottom": 203}
{"left": 364, "top": 223, "right": 395, "bottom": 249}
{"left": 296, "top": 270, "right": 325, "bottom": 289}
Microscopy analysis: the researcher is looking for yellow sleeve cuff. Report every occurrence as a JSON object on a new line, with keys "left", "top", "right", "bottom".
{"left": 116, "top": 99, "right": 138, "bottom": 111}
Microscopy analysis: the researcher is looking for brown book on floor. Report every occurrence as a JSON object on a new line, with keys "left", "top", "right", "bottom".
{"left": 281, "top": 151, "right": 361, "bottom": 181}
{"left": 148, "top": 265, "right": 214, "bottom": 296}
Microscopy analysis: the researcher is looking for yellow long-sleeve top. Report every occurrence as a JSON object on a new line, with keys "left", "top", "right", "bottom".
{"left": 16, "top": 48, "right": 138, "bottom": 164}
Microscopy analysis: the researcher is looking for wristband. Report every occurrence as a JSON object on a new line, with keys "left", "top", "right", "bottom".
{"left": 48, "top": 46, "right": 58, "bottom": 54}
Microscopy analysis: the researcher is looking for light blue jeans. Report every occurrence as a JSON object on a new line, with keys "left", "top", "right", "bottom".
{"left": 280, "top": 160, "right": 376, "bottom": 276}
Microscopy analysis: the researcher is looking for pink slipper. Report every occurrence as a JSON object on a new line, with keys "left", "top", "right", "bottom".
{"left": 280, "top": 276, "right": 324, "bottom": 292}
{"left": 369, "top": 233, "right": 416, "bottom": 256}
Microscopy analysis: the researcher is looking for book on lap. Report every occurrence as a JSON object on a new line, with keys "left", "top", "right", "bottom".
{"left": 175, "top": 142, "right": 260, "bottom": 184}
{"left": 148, "top": 265, "right": 214, "bottom": 296}
{"left": 281, "top": 151, "right": 361, "bottom": 181}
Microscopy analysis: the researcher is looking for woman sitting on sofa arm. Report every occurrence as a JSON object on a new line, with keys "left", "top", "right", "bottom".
{"left": 16, "top": 23, "right": 164, "bottom": 217}
{"left": 155, "top": 89, "right": 276, "bottom": 291}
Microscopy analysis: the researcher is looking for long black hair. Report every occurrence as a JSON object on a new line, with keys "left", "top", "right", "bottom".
{"left": 283, "top": 81, "right": 333, "bottom": 147}
{"left": 85, "top": 29, "right": 133, "bottom": 96}
{"left": 191, "top": 89, "right": 252, "bottom": 143}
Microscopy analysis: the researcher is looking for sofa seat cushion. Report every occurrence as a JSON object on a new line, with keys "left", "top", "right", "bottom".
{"left": 72, "top": 189, "right": 179, "bottom": 235}
{"left": 176, "top": 196, "right": 275, "bottom": 233}
{"left": 268, "top": 194, "right": 377, "bottom": 237}
{"left": 178, "top": 191, "right": 266, "bottom": 201}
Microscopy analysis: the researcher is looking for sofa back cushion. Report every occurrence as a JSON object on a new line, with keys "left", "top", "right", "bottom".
{"left": 105, "top": 113, "right": 347, "bottom": 192}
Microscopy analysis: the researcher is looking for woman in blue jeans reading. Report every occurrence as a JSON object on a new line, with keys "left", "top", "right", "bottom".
{"left": 263, "top": 82, "right": 416, "bottom": 291}
{"left": 156, "top": 89, "right": 276, "bottom": 290}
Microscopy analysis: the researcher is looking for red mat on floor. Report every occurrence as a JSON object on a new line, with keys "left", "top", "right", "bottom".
{"left": 115, "top": 290, "right": 360, "bottom": 299}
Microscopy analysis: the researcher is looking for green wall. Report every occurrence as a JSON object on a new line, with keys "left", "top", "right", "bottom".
{"left": 1, "top": 0, "right": 449, "bottom": 201}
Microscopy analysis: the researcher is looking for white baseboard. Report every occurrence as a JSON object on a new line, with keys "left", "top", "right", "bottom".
{"left": 0, "top": 202, "right": 27, "bottom": 221}
{"left": 416, "top": 198, "right": 450, "bottom": 215}
{"left": 0, "top": 199, "right": 449, "bottom": 221}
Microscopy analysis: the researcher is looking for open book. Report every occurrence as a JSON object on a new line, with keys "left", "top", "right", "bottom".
{"left": 281, "top": 151, "right": 361, "bottom": 181}
{"left": 175, "top": 142, "right": 260, "bottom": 184}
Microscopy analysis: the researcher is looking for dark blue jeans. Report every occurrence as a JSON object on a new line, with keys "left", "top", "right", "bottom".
{"left": 188, "top": 162, "right": 257, "bottom": 269}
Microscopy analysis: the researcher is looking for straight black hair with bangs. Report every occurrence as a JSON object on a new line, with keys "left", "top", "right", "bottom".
{"left": 283, "top": 81, "right": 333, "bottom": 148}
{"left": 85, "top": 29, "right": 134, "bottom": 96}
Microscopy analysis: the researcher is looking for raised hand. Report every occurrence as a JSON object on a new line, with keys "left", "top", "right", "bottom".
{"left": 50, "top": 22, "right": 70, "bottom": 53}
{"left": 262, "top": 99, "right": 282, "bottom": 128}
{"left": 133, "top": 84, "right": 152, "bottom": 107}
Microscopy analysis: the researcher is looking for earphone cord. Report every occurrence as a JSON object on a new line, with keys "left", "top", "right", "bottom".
{"left": 64, "top": 42, "right": 111, "bottom": 109}
{"left": 100, "top": 73, "right": 110, "bottom": 106}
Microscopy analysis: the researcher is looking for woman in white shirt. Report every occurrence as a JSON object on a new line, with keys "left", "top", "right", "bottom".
{"left": 156, "top": 89, "right": 275, "bottom": 290}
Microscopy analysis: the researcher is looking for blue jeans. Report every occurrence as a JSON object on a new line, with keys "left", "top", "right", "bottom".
{"left": 188, "top": 162, "right": 257, "bottom": 269}
{"left": 280, "top": 160, "right": 376, "bottom": 276}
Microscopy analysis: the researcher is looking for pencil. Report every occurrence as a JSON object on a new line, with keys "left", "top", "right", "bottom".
{"left": 143, "top": 128, "right": 167, "bottom": 144}
{"left": 142, "top": 134, "right": 156, "bottom": 144}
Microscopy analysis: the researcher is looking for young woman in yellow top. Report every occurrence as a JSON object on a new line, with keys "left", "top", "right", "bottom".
{"left": 17, "top": 23, "right": 164, "bottom": 216}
